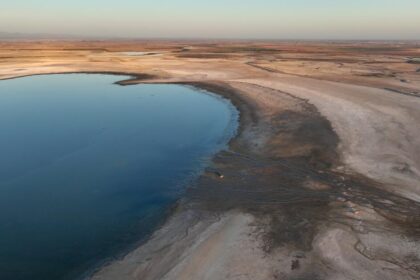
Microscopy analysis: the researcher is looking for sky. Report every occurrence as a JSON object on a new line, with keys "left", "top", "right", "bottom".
{"left": 1, "top": 0, "right": 420, "bottom": 40}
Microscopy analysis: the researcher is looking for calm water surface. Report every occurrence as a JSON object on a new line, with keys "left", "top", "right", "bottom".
{"left": 0, "top": 74, "right": 237, "bottom": 280}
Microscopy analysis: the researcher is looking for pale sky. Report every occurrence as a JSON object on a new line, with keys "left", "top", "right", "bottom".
{"left": 1, "top": 0, "right": 419, "bottom": 40}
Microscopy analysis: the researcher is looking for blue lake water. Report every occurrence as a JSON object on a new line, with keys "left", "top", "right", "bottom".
{"left": 0, "top": 74, "right": 238, "bottom": 280}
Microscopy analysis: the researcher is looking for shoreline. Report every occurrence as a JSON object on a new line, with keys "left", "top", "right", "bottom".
{"left": 1, "top": 41, "right": 420, "bottom": 280}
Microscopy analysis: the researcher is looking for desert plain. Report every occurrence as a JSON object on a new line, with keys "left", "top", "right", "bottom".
{"left": 1, "top": 40, "right": 420, "bottom": 280}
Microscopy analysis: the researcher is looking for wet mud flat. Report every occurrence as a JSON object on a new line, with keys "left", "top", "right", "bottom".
{"left": 192, "top": 83, "right": 420, "bottom": 227}
{"left": 183, "top": 82, "right": 420, "bottom": 278}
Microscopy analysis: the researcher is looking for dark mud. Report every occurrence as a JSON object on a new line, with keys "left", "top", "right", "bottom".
{"left": 407, "top": 58, "right": 420, "bottom": 64}
{"left": 384, "top": 87, "right": 420, "bottom": 98}
{"left": 176, "top": 53, "right": 234, "bottom": 59}
{"left": 180, "top": 82, "right": 420, "bottom": 253}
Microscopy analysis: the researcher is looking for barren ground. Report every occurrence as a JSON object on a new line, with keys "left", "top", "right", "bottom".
{"left": 1, "top": 40, "right": 419, "bottom": 280}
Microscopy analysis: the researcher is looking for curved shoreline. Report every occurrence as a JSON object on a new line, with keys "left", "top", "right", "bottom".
{"left": 88, "top": 74, "right": 419, "bottom": 280}
{"left": 80, "top": 79, "right": 253, "bottom": 280}
{"left": 85, "top": 78, "right": 268, "bottom": 280}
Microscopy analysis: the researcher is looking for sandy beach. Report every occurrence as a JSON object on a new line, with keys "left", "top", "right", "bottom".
{"left": 1, "top": 41, "right": 419, "bottom": 280}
